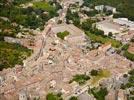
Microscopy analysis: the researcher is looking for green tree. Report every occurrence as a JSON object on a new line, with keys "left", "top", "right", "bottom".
{"left": 81, "top": 19, "right": 96, "bottom": 31}
{"left": 90, "top": 69, "right": 98, "bottom": 76}
{"left": 46, "top": 93, "right": 63, "bottom": 100}
{"left": 26, "top": 13, "right": 43, "bottom": 29}
{"left": 71, "top": 74, "right": 90, "bottom": 85}
{"left": 69, "top": 96, "right": 78, "bottom": 100}
{"left": 122, "top": 44, "right": 129, "bottom": 50}
{"left": 91, "top": 87, "right": 108, "bottom": 100}
{"left": 108, "top": 32, "right": 113, "bottom": 37}
{"left": 46, "top": 93, "right": 57, "bottom": 100}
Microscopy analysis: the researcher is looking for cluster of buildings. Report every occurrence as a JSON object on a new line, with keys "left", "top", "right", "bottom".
{"left": 0, "top": 0, "right": 134, "bottom": 99}
{"left": 62, "top": 0, "right": 84, "bottom": 6}
{"left": 95, "top": 5, "right": 117, "bottom": 13}
{"left": 0, "top": 22, "right": 134, "bottom": 100}
{"left": 96, "top": 17, "right": 134, "bottom": 44}
{"left": 114, "top": 18, "right": 134, "bottom": 29}
{"left": 96, "top": 18, "right": 134, "bottom": 35}
{"left": 78, "top": 4, "right": 134, "bottom": 45}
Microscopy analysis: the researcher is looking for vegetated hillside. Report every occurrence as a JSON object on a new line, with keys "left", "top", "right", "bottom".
{"left": 0, "top": 0, "right": 60, "bottom": 37}
{"left": 0, "top": 0, "right": 32, "bottom": 5}
{"left": 0, "top": 0, "right": 62, "bottom": 70}
{"left": 83, "top": 0, "right": 134, "bottom": 21}
{"left": 0, "top": 41, "right": 32, "bottom": 71}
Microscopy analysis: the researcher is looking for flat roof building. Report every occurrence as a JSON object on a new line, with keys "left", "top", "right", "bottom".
{"left": 105, "top": 6, "right": 116, "bottom": 13}
{"left": 95, "top": 5, "right": 116, "bottom": 13}
{"left": 95, "top": 5, "right": 104, "bottom": 11}
{"left": 114, "top": 18, "right": 134, "bottom": 28}
{"left": 62, "top": 0, "right": 84, "bottom": 6}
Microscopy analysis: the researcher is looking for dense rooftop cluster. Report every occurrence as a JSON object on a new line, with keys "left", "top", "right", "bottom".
{"left": 0, "top": 0, "right": 134, "bottom": 100}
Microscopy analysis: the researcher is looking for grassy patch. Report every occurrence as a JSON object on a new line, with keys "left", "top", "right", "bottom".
{"left": 122, "top": 44, "right": 129, "bottom": 51}
{"left": 0, "top": 41, "right": 32, "bottom": 70}
{"left": 57, "top": 31, "right": 70, "bottom": 40}
{"left": 91, "top": 69, "right": 111, "bottom": 85}
{"left": 33, "top": 1, "right": 55, "bottom": 12}
{"left": 46, "top": 93, "right": 63, "bottom": 100}
{"left": 123, "top": 51, "right": 134, "bottom": 61}
{"left": 86, "top": 32, "right": 122, "bottom": 48}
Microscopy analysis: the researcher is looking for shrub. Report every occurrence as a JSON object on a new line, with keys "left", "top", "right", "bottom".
{"left": 90, "top": 87, "right": 108, "bottom": 100}
{"left": 46, "top": 93, "right": 63, "bottom": 100}
{"left": 72, "top": 74, "right": 90, "bottom": 85}
{"left": 57, "top": 31, "right": 69, "bottom": 40}
{"left": 108, "top": 32, "right": 113, "bottom": 37}
{"left": 122, "top": 44, "right": 129, "bottom": 51}
{"left": 123, "top": 51, "right": 134, "bottom": 61}
{"left": 90, "top": 69, "right": 98, "bottom": 76}
{"left": 69, "top": 96, "right": 78, "bottom": 100}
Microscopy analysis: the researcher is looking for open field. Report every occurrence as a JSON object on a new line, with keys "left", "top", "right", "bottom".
{"left": 33, "top": 1, "right": 56, "bottom": 12}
